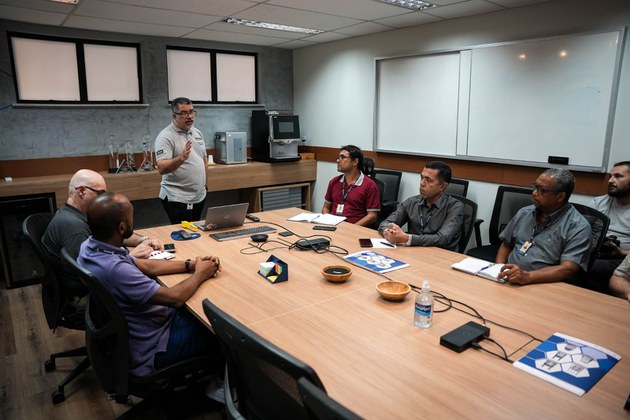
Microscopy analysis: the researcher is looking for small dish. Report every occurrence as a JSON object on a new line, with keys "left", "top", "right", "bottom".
{"left": 376, "top": 281, "right": 411, "bottom": 301}
{"left": 321, "top": 265, "right": 352, "bottom": 283}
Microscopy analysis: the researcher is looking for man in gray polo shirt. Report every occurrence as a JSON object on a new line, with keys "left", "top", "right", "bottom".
{"left": 496, "top": 168, "right": 591, "bottom": 285}
{"left": 155, "top": 97, "right": 207, "bottom": 224}
{"left": 609, "top": 254, "right": 630, "bottom": 302}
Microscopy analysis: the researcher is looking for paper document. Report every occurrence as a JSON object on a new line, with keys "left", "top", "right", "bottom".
{"left": 370, "top": 239, "right": 397, "bottom": 248}
{"left": 451, "top": 257, "right": 506, "bottom": 283}
{"left": 288, "top": 212, "right": 346, "bottom": 226}
{"left": 513, "top": 333, "right": 621, "bottom": 396}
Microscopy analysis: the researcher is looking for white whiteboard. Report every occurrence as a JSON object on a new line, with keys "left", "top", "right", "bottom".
{"left": 374, "top": 29, "right": 625, "bottom": 171}
{"left": 375, "top": 52, "right": 462, "bottom": 156}
{"left": 467, "top": 31, "right": 622, "bottom": 168}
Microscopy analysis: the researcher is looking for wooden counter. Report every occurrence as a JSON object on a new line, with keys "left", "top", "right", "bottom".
{"left": 0, "top": 160, "right": 317, "bottom": 207}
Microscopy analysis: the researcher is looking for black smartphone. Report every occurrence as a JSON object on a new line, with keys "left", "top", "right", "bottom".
{"left": 164, "top": 243, "right": 176, "bottom": 253}
{"left": 278, "top": 231, "right": 294, "bottom": 237}
{"left": 313, "top": 225, "right": 336, "bottom": 231}
{"left": 359, "top": 238, "right": 372, "bottom": 248}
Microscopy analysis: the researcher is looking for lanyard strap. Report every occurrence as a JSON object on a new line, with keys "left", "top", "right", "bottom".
{"left": 419, "top": 206, "right": 436, "bottom": 233}
{"left": 341, "top": 181, "right": 356, "bottom": 204}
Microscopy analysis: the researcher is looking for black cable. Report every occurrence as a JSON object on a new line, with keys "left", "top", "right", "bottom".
{"left": 471, "top": 341, "right": 514, "bottom": 363}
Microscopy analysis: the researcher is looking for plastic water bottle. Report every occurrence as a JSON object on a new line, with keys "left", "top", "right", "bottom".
{"left": 414, "top": 280, "right": 434, "bottom": 328}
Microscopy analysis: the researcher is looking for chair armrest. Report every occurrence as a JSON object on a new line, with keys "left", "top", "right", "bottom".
{"left": 473, "top": 218, "right": 484, "bottom": 248}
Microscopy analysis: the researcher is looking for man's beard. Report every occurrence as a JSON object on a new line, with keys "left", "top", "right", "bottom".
{"left": 608, "top": 185, "right": 630, "bottom": 198}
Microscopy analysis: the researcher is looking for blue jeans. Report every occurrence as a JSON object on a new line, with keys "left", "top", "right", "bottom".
{"left": 154, "top": 308, "right": 221, "bottom": 369}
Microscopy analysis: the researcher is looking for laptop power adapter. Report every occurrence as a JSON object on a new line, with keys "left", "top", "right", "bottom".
{"left": 439, "top": 321, "right": 490, "bottom": 353}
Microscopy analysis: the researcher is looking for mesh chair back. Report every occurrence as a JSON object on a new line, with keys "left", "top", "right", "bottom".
{"left": 61, "top": 248, "right": 130, "bottom": 396}
{"left": 297, "top": 377, "right": 362, "bottom": 420}
{"left": 203, "top": 298, "right": 325, "bottom": 420}
{"left": 373, "top": 169, "right": 402, "bottom": 204}
{"left": 571, "top": 203, "right": 610, "bottom": 272}
{"left": 362, "top": 157, "right": 376, "bottom": 179}
{"left": 22, "top": 213, "right": 61, "bottom": 330}
{"left": 488, "top": 186, "right": 533, "bottom": 245}
{"left": 450, "top": 194, "right": 478, "bottom": 253}
{"left": 446, "top": 178, "right": 469, "bottom": 197}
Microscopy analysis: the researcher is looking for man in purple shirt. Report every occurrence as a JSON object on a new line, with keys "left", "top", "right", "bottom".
{"left": 78, "top": 192, "right": 222, "bottom": 377}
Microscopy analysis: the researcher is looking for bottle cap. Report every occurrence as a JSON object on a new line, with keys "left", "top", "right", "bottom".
{"left": 422, "top": 280, "right": 430, "bottom": 292}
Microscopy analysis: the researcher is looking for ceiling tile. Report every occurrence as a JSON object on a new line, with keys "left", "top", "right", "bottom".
{"left": 0, "top": 0, "right": 73, "bottom": 13}
{"left": 64, "top": 15, "right": 194, "bottom": 37}
{"left": 334, "top": 21, "right": 394, "bottom": 36}
{"left": 185, "top": 28, "right": 292, "bottom": 47}
{"left": 100, "top": 0, "right": 256, "bottom": 16}
{"left": 268, "top": 0, "right": 416, "bottom": 21}
{"left": 233, "top": 3, "right": 363, "bottom": 31}
{"left": 375, "top": 11, "right": 442, "bottom": 28}
{"left": 425, "top": 0, "right": 504, "bottom": 19}
{"left": 0, "top": 5, "right": 67, "bottom": 25}
{"left": 298, "top": 32, "right": 352, "bottom": 44}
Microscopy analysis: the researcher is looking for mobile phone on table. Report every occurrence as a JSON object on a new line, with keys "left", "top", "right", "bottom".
{"left": 164, "top": 243, "right": 176, "bottom": 253}
{"left": 359, "top": 238, "right": 372, "bottom": 248}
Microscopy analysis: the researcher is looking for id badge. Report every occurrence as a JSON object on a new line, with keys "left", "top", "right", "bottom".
{"left": 518, "top": 241, "right": 533, "bottom": 255}
{"left": 336, "top": 204, "right": 344, "bottom": 215}
{"left": 187, "top": 203, "right": 193, "bottom": 210}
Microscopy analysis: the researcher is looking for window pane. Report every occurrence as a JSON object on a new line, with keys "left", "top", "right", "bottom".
{"left": 167, "top": 49, "right": 212, "bottom": 102}
{"left": 11, "top": 37, "right": 79, "bottom": 101}
{"left": 85, "top": 44, "right": 140, "bottom": 101}
{"left": 216, "top": 53, "right": 256, "bottom": 102}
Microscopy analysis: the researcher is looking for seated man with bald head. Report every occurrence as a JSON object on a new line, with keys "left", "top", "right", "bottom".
{"left": 496, "top": 168, "right": 592, "bottom": 285}
{"left": 78, "top": 192, "right": 222, "bottom": 377}
{"left": 43, "top": 169, "right": 161, "bottom": 305}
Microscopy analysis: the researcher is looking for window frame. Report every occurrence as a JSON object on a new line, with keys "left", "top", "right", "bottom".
{"left": 8, "top": 32, "right": 143, "bottom": 104}
{"left": 166, "top": 46, "right": 258, "bottom": 105}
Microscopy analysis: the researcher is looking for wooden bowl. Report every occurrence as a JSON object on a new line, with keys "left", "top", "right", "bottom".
{"left": 321, "top": 265, "right": 352, "bottom": 283}
{"left": 376, "top": 281, "right": 411, "bottom": 301}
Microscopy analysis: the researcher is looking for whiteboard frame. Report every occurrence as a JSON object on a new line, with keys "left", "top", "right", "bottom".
{"left": 373, "top": 27, "right": 627, "bottom": 173}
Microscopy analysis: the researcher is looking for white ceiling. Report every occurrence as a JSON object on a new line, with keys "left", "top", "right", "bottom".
{"left": 0, "top": 0, "right": 552, "bottom": 49}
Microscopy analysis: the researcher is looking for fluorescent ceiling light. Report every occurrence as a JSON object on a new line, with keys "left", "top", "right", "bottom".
{"left": 223, "top": 18, "right": 323, "bottom": 35}
{"left": 48, "top": 0, "right": 79, "bottom": 4}
{"left": 377, "top": 0, "right": 435, "bottom": 10}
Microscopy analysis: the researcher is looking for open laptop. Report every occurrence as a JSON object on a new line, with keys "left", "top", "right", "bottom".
{"left": 195, "top": 203, "right": 249, "bottom": 231}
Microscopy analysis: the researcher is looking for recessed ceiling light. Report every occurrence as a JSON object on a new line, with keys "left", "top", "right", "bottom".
{"left": 377, "top": 0, "right": 435, "bottom": 10}
{"left": 48, "top": 0, "right": 79, "bottom": 4}
{"left": 222, "top": 18, "right": 323, "bottom": 35}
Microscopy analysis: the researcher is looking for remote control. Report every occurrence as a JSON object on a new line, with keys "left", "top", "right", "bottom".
{"left": 313, "top": 225, "right": 336, "bottom": 231}
{"left": 245, "top": 214, "right": 260, "bottom": 222}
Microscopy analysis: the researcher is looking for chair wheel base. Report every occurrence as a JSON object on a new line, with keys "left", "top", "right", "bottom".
{"left": 52, "top": 390, "right": 65, "bottom": 404}
{"left": 44, "top": 359, "right": 56, "bottom": 372}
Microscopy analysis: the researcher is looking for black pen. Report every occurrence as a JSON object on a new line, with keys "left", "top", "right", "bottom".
{"left": 380, "top": 241, "right": 395, "bottom": 248}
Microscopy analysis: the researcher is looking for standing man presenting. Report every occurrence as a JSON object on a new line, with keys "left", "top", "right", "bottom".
{"left": 322, "top": 145, "right": 380, "bottom": 227}
{"left": 155, "top": 97, "right": 208, "bottom": 224}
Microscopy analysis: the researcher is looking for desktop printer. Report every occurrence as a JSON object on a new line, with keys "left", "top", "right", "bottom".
{"left": 215, "top": 132, "right": 247, "bottom": 164}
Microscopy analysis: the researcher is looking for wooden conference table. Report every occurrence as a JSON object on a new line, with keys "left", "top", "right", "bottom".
{"left": 137, "top": 208, "right": 630, "bottom": 419}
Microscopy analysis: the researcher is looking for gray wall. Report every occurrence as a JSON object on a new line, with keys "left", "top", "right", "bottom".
{"left": 0, "top": 19, "right": 294, "bottom": 160}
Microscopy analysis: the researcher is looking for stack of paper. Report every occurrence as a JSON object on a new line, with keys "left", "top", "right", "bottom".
{"left": 451, "top": 257, "right": 506, "bottom": 283}
{"left": 288, "top": 212, "right": 346, "bottom": 226}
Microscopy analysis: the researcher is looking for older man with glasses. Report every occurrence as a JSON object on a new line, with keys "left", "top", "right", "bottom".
{"left": 494, "top": 168, "right": 591, "bottom": 285}
{"left": 155, "top": 97, "right": 208, "bottom": 224}
{"left": 43, "top": 169, "right": 161, "bottom": 307}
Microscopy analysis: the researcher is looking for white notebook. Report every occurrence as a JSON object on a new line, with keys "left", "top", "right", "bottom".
{"left": 451, "top": 257, "right": 507, "bottom": 283}
{"left": 288, "top": 212, "right": 346, "bottom": 226}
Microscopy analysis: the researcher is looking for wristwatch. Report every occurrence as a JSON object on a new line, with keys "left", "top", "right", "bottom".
{"left": 138, "top": 236, "right": 150, "bottom": 244}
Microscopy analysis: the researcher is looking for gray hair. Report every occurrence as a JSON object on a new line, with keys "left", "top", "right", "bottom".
{"left": 542, "top": 168, "right": 575, "bottom": 199}
{"left": 171, "top": 97, "right": 192, "bottom": 113}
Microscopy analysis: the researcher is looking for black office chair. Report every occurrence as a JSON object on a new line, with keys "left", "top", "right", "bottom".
{"left": 571, "top": 202, "right": 610, "bottom": 272}
{"left": 22, "top": 213, "right": 90, "bottom": 404}
{"left": 373, "top": 169, "right": 402, "bottom": 225}
{"left": 466, "top": 185, "right": 533, "bottom": 261}
{"left": 297, "top": 377, "right": 362, "bottom": 420}
{"left": 450, "top": 194, "right": 478, "bottom": 254}
{"left": 445, "top": 177, "right": 469, "bottom": 197}
{"left": 203, "top": 298, "right": 326, "bottom": 420}
{"left": 362, "top": 157, "right": 385, "bottom": 204}
{"left": 61, "top": 248, "right": 216, "bottom": 419}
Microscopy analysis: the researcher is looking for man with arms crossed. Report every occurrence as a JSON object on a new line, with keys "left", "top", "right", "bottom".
{"left": 155, "top": 97, "right": 208, "bottom": 224}
{"left": 497, "top": 168, "right": 591, "bottom": 285}
{"left": 78, "top": 192, "right": 222, "bottom": 377}
{"left": 43, "top": 169, "right": 161, "bottom": 305}
{"left": 378, "top": 161, "right": 463, "bottom": 250}
{"left": 322, "top": 145, "right": 381, "bottom": 227}
{"left": 586, "top": 161, "right": 630, "bottom": 292}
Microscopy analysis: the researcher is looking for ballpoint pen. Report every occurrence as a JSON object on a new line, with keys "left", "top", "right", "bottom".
{"left": 380, "top": 241, "right": 395, "bottom": 248}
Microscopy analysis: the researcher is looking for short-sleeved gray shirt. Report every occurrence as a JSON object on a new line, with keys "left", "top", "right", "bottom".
{"left": 613, "top": 254, "right": 630, "bottom": 279}
{"left": 499, "top": 203, "right": 592, "bottom": 272}
{"left": 154, "top": 122, "right": 207, "bottom": 204}
{"left": 590, "top": 195, "right": 630, "bottom": 249}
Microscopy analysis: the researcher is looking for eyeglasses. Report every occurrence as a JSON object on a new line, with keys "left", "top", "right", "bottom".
{"left": 531, "top": 183, "right": 561, "bottom": 195}
{"left": 173, "top": 109, "right": 197, "bottom": 117}
{"left": 336, "top": 154, "right": 351, "bottom": 161}
{"left": 78, "top": 186, "right": 107, "bottom": 195}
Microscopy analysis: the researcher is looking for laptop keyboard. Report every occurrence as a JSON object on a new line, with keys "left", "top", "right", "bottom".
{"left": 209, "top": 225, "right": 277, "bottom": 241}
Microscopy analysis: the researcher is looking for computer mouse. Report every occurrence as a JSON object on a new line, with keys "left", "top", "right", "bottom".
{"left": 251, "top": 234, "right": 268, "bottom": 243}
